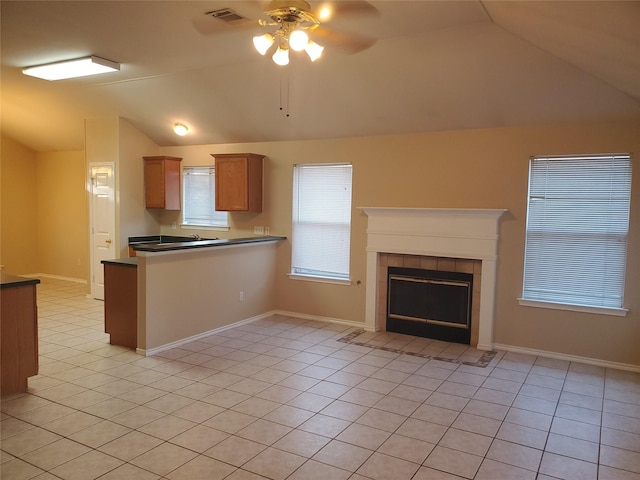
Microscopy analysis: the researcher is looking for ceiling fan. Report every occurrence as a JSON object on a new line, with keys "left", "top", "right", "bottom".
{"left": 195, "top": 1, "right": 379, "bottom": 64}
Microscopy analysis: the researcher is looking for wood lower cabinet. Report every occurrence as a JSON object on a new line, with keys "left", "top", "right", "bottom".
{"left": 212, "top": 153, "right": 264, "bottom": 212}
{"left": 1, "top": 275, "right": 39, "bottom": 397}
{"left": 144, "top": 156, "right": 182, "bottom": 210}
{"left": 103, "top": 261, "right": 137, "bottom": 349}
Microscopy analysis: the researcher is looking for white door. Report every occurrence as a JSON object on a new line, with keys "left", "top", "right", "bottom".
{"left": 90, "top": 163, "right": 115, "bottom": 300}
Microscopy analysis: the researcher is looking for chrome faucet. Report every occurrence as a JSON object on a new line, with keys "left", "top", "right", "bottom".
{"left": 190, "top": 233, "right": 201, "bottom": 240}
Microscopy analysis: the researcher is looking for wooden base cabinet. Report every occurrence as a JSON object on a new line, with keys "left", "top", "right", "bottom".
{"left": 212, "top": 153, "right": 264, "bottom": 212}
{"left": 103, "top": 261, "right": 138, "bottom": 349}
{"left": 1, "top": 276, "right": 39, "bottom": 397}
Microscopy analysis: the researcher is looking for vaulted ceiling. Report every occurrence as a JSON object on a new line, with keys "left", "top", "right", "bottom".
{"left": 2, "top": 1, "right": 639, "bottom": 152}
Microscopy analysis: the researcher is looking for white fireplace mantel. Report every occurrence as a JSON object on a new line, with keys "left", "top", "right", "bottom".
{"left": 360, "top": 207, "right": 508, "bottom": 351}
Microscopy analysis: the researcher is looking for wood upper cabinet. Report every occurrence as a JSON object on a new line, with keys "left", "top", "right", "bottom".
{"left": 212, "top": 153, "right": 264, "bottom": 213}
{"left": 143, "top": 156, "right": 182, "bottom": 210}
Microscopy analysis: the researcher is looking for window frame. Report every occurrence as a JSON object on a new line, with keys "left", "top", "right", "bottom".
{"left": 518, "top": 153, "right": 632, "bottom": 316}
{"left": 181, "top": 165, "right": 229, "bottom": 230}
{"left": 290, "top": 162, "right": 353, "bottom": 285}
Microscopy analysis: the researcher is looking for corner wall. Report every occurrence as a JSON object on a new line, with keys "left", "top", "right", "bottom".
{"left": 36, "top": 150, "right": 88, "bottom": 281}
{"left": 0, "top": 136, "right": 38, "bottom": 274}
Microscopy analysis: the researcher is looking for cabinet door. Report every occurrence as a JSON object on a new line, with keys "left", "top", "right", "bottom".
{"left": 144, "top": 156, "right": 182, "bottom": 210}
{"left": 104, "top": 264, "right": 137, "bottom": 349}
{"left": 216, "top": 156, "right": 249, "bottom": 211}
{"left": 144, "top": 159, "right": 166, "bottom": 208}
{"left": 1, "top": 285, "right": 38, "bottom": 396}
{"left": 213, "top": 154, "right": 264, "bottom": 212}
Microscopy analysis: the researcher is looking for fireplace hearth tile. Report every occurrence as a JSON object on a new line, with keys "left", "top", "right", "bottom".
{"left": 337, "top": 329, "right": 497, "bottom": 368}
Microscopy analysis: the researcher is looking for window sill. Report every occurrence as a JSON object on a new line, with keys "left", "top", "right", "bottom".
{"left": 518, "top": 298, "right": 628, "bottom": 317}
{"left": 181, "top": 224, "right": 230, "bottom": 232}
{"left": 288, "top": 273, "right": 351, "bottom": 286}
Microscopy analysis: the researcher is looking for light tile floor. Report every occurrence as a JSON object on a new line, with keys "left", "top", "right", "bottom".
{"left": 1, "top": 277, "right": 640, "bottom": 479}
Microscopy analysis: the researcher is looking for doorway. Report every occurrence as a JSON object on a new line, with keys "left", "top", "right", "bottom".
{"left": 89, "top": 163, "right": 115, "bottom": 300}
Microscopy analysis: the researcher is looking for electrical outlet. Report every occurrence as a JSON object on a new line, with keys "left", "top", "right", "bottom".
{"left": 264, "top": 227, "right": 270, "bottom": 236}
{"left": 254, "top": 226, "right": 264, "bottom": 235}
{"left": 77, "top": 258, "right": 81, "bottom": 266}
{"left": 171, "top": 222, "right": 177, "bottom": 230}
{"left": 239, "top": 290, "right": 244, "bottom": 302}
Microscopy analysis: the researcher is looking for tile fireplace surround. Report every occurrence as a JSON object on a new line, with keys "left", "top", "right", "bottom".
{"left": 360, "top": 208, "right": 508, "bottom": 351}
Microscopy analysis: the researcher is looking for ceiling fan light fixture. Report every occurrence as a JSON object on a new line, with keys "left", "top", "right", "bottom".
{"left": 272, "top": 46, "right": 290, "bottom": 66}
{"left": 22, "top": 55, "right": 120, "bottom": 81}
{"left": 317, "top": 6, "right": 332, "bottom": 21}
{"left": 289, "top": 29, "right": 309, "bottom": 51}
{"left": 173, "top": 123, "right": 189, "bottom": 136}
{"left": 305, "top": 40, "right": 324, "bottom": 62}
{"left": 253, "top": 33, "right": 275, "bottom": 55}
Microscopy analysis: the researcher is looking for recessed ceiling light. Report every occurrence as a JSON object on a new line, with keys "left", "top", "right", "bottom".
{"left": 22, "top": 56, "right": 120, "bottom": 81}
{"left": 173, "top": 123, "right": 189, "bottom": 136}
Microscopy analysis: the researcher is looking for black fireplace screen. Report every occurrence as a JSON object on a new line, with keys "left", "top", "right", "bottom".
{"left": 387, "top": 267, "right": 473, "bottom": 344}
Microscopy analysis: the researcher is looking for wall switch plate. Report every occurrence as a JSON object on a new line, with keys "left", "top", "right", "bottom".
{"left": 254, "top": 226, "right": 264, "bottom": 235}
{"left": 239, "top": 291, "right": 244, "bottom": 302}
{"left": 264, "top": 227, "right": 270, "bottom": 236}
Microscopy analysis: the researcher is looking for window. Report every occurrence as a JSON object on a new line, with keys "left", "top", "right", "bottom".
{"left": 291, "top": 163, "right": 353, "bottom": 282}
{"left": 182, "top": 166, "right": 228, "bottom": 228}
{"left": 520, "top": 154, "right": 632, "bottom": 315}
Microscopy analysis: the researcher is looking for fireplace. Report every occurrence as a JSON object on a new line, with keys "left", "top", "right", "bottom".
{"left": 387, "top": 267, "right": 473, "bottom": 344}
{"left": 360, "top": 207, "right": 507, "bottom": 350}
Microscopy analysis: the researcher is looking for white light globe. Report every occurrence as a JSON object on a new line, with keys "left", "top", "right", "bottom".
{"left": 289, "top": 30, "right": 309, "bottom": 52}
{"left": 272, "top": 47, "right": 290, "bottom": 66}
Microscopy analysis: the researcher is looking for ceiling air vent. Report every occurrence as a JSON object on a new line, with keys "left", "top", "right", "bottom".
{"left": 205, "top": 8, "right": 246, "bottom": 23}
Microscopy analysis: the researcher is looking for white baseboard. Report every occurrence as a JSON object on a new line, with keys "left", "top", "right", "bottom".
{"left": 273, "top": 310, "right": 372, "bottom": 331}
{"left": 137, "top": 310, "right": 369, "bottom": 357}
{"left": 24, "top": 273, "right": 87, "bottom": 284}
{"left": 138, "top": 311, "right": 275, "bottom": 357}
{"left": 134, "top": 310, "right": 640, "bottom": 373}
{"left": 493, "top": 343, "right": 640, "bottom": 373}
{"left": 476, "top": 343, "right": 494, "bottom": 352}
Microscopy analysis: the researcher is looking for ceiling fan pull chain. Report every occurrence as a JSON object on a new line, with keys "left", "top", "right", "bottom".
{"left": 286, "top": 72, "right": 290, "bottom": 117}
{"left": 279, "top": 69, "right": 291, "bottom": 118}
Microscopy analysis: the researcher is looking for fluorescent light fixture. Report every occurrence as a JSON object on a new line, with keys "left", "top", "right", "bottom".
{"left": 22, "top": 56, "right": 120, "bottom": 81}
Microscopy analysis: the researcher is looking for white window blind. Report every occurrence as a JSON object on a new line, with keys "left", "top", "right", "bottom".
{"left": 522, "top": 154, "right": 632, "bottom": 310}
{"left": 182, "top": 166, "right": 228, "bottom": 227}
{"left": 292, "top": 163, "right": 353, "bottom": 281}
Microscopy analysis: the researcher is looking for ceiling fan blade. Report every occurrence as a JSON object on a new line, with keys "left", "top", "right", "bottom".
{"left": 311, "top": 1, "right": 379, "bottom": 21}
{"left": 312, "top": 25, "right": 377, "bottom": 54}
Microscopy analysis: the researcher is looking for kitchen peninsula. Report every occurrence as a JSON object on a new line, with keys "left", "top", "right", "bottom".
{"left": 103, "top": 236, "right": 285, "bottom": 355}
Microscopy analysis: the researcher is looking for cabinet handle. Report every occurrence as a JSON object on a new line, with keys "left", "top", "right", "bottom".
{"left": 105, "top": 239, "right": 112, "bottom": 245}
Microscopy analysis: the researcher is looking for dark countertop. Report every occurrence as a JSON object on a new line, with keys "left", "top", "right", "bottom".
{"left": 101, "top": 257, "right": 138, "bottom": 267}
{"left": 1, "top": 273, "right": 41, "bottom": 288}
{"left": 128, "top": 235, "right": 207, "bottom": 245}
{"left": 132, "top": 235, "right": 286, "bottom": 253}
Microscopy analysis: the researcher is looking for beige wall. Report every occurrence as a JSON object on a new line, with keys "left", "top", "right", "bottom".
{"left": 159, "top": 121, "right": 640, "bottom": 366}
{"left": 86, "top": 117, "right": 161, "bottom": 259}
{"left": 137, "top": 242, "right": 278, "bottom": 351}
{"left": 118, "top": 118, "right": 160, "bottom": 257}
{"left": 36, "top": 150, "right": 88, "bottom": 280}
{"left": 1, "top": 135, "right": 39, "bottom": 274}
